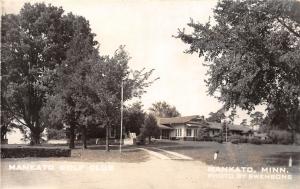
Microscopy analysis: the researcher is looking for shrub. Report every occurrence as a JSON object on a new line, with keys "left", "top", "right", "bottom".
{"left": 1, "top": 146, "right": 71, "bottom": 158}
{"left": 249, "top": 137, "right": 262, "bottom": 145}
{"left": 213, "top": 137, "right": 223, "bottom": 143}
{"left": 47, "top": 128, "right": 66, "bottom": 140}
{"left": 228, "top": 135, "right": 248, "bottom": 143}
{"left": 262, "top": 138, "right": 273, "bottom": 144}
{"left": 231, "top": 139, "right": 239, "bottom": 144}
{"left": 202, "top": 136, "right": 213, "bottom": 141}
{"left": 136, "top": 134, "right": 145, "bottom": 145}
{"left": 269, "top": 130, "right": 293, "bottom": 145}
{"left": 240, "top": 136, "right": 248, "bottom": 143}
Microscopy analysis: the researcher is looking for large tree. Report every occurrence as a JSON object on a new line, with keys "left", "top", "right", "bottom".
{"left": 206, "top": 107, "right": 226, "bottom": 123}
{"left": 45, "top": 44, "right": 155, "bottom": 150}
{"left": 149, "top": 101, "right": 181, "bottom": 118}
{"left": 250, "top": 111, "right": 264, "bottom": 129}
{"left": 86, "top": 47, "right": 155, "bottom": 151}
{"left": 123, "top": 102, "right": 146, "bottom": 136}
{"left": 1, "top": 3, "right": 97, "bottom": 144}
{"left": 141, "top": 113, "right": 160, "bottom": 143}
{"left": 176, "top": 0, "right": 300, "bottom": 142}
{"left": 43, "top": 29, "right": 98, "bottom": 149}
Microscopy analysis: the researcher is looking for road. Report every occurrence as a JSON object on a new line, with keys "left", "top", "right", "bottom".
{"left": 1, "top": 144, "right": 300, "bottom": 189}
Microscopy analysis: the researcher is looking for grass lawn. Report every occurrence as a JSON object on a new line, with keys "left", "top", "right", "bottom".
{"left": 67, "top": 147, "right": 149, "bottom": 163}
{"left": 155, "top": 141, "right": 300, "bottom": 173}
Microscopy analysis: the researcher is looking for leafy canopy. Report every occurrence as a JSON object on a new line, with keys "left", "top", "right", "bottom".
{"left": 149, "top": 101, "right": 181, "bottom": 118}
{"left": 1, "top": 3, "right": 97, "bottom": 143}
{"left": 176, "top": 0, "right": 300, "bottom": 114}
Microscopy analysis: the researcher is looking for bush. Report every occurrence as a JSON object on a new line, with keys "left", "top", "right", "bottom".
{"left": 228, "top": 135, "right": 248, "bottom": 143}
{"left": 1, "top": 146, "right": 71, "bottom": 158}
{"left": 249, "top": 137, "right": 262, "bottom": 145}
{"left": 269, "top": 130, "right": 293, "bottom": 145}
{"left": 262, "top": 138, "right": 273, "bottom": 144}
{"left": 136, "top": 134, "right": 145, "bottom": 145}
{"left": 213, "top": 137, "right": 223, "bottom": 143}
{"left": 47, "top": 128, "right": 66, "bottom": 140}
{"left": 197, "top": 136, "right": 212, "bottom": 141}
{"left": 241, "top": 136, "right": 249, "bottom": 143}
{"left": 231, "top": 139, "right": 239, "bottom": 144}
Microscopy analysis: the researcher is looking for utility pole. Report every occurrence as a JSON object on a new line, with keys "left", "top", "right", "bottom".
{"left": 120, "top": 79, "right": 124, "bottom": 153}
{"left": 225, "top": 122, "right": 228, "bottom": 142}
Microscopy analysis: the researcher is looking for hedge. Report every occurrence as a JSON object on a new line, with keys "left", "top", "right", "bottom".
{"left": 269, "top": 130, "right": 293, "bottom": 145}
{"left": 1, "top": 146, "right": 71, "bottom": 158}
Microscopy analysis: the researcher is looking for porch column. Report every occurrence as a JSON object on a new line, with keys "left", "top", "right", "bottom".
{"left": 160, "top": 129, "right": 162, "bottom": 139}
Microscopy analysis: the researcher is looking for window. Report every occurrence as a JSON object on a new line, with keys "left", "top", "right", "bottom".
{"left": 187, "top": 129, "right": 192, "bottom": 136}
{"left": 176, "top": 129, "right": 182, "bottom": 137}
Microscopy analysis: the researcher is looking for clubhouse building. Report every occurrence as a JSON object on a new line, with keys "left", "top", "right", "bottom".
{"left": 157, "top": 115, "right": 253, "bottom": 140}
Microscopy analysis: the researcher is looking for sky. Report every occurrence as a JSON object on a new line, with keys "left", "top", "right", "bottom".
{"left": 2, "top": 0, "right": 265, "bottom": 125}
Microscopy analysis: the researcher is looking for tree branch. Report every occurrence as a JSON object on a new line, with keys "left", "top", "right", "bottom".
{"left": 276, "top": 17, "right": 300, "bottom": 38}
{"left": 3, "top": 103, "right": 28, "bottom": 127}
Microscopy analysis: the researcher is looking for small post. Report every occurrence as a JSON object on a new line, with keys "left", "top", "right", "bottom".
{"left": 214, "top": 150, "right": 219, "bottom": 160}
{"left": 225, "top": 123, "right": 228, "bottom": 142}
{"left": 120, "top": 79, "right": 124, "bottom": 153}
{"left": 288, "top": 156, "right": 292, "bottom": 167}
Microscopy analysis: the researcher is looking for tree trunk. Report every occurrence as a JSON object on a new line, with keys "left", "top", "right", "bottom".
{"left": 1, "top": 125, "right": 8, "bottom": 141}
{"left": 288, "top": 109, "right": 298, "bottom": 145}
{"left": 106, "top": 124, "right": 110, "bottom": 152}
{"left": 292, "top": 127, "right": 296, "bottom": 144}
{"left": 69, "top": 125, "right": 75, "bottom": 149}
{"left": 81, "top": 125, "right": 87, "bottom": 149}
{"left": 148, "top": 136, "right": 151, "bottom": 144}
{"left": 30, "top": 133, "right": 41, "bottom": 145}
{"left": 30, "top": 127, "right": 41, "bottom": 145}
{"left": 290, "top": 122, "right": 296, "bottom": 145}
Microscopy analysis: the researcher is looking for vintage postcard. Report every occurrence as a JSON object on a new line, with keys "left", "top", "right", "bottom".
{"left": 1, "top": 0, "right": 300, "bottom": 189}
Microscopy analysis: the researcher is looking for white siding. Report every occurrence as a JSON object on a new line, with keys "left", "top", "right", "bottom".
{"left": 172, "top": 125, "right": 186, "bottom": 137}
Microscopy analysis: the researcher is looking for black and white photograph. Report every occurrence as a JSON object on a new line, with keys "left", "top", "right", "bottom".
{"left": 1, "top": 0, "right": 300, "bottom": 188}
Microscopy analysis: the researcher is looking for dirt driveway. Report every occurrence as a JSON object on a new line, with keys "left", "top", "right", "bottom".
{"left": 1, "top": 149, "right": 300, "bottom": 189}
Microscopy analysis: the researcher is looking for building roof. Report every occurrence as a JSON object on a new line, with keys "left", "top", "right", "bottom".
{"left": 157, "top": 115, "right": 252, "bottom": 133}
{"left": 157, "top": 115, "right": 201, "bottom": 125}
{"left": 206, "top": 122, "right": 222, "bottom": 130}
{"left": 229, "top": 124, "right": 251, "bottom": 133}
{"left": 158, "top": 124, "right": 173, "bottom": 129}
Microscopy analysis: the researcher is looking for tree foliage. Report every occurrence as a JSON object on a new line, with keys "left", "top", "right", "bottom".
{"left": 44, "top": 44, "right": 155, "bottom": 149}
{"left": 123, "top": 102, "right": 145, "bottom": 135}
{"left": 240, "top": 119, "right": 248, "bottom": 127}
{"left": 141, "top": 114, "right": 160, "bottom": 142}
{"left": 206, "top": 107, "right": 226, "bottom": 123}
{"left": 250, "top": 111, "right": 264, "bottom": 128}
{"left": 1, "top": 3, "right": 97, "bottom": 144}
{"left": 228, "top": 109, "right": 238, "bottom": 124}
{"left": 263, "top": 106, "right": 300, "bottom": 132}
{"left": 149, "top": 101, "right": 181, "bottom": 118}
{"left": 176, "top": 0, "right": 300, "bottom": 139}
